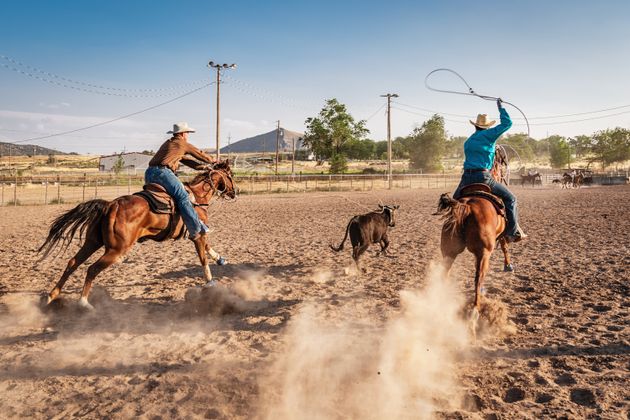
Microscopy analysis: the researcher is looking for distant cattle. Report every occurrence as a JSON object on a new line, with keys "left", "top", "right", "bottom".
{"left": 330, "top": 204, "right": 399, "bottom": 272}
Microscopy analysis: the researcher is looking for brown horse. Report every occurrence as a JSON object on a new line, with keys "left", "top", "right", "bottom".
{"left": 435, "top": 149, "right": 512, "bottom": 324}
{"left": 520, "top": 171, "right": 542, "bottom": 187}
{"left": 39, "top": 161, "right": 237, "bottom": 309}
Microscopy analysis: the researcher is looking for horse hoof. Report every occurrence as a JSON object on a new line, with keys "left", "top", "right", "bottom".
{"left": 480, "top": 287, "right": 487, "bottom": 296}
{"left": 471, "top": 307, "right": 480, "bottom": 323}
{"left": 78, "top": 297, "right": 95, "bottom": 311}
{"left": 504, "top": 264, "right": 514, "bottom": 272}
{"left": 216, "top": 256, "right": 227, "bottom": 266}
{"left": 203, "top": 280, "right": 218, "bottom": 288}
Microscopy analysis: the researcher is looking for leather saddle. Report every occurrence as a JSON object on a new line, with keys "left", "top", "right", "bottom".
{"left": 133, "top": 183, "right": 176, "bottom": 214}
{"left": 133, "top": 183, "right": 193, "bottom": 242}
{"left": 459, "top": 183, "right": 506, "bottom": 217}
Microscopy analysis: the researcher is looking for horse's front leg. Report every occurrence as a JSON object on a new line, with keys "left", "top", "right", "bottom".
{"left": 499, "top": 237, "right": 513, "bottom": 272}
{"left": 192, "top": 235, "right": 213, "bottom": 285}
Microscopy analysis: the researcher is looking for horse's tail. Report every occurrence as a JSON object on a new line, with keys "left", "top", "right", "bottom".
{"left": 38, "top": 199, "right": 110, "bottom": 258}
{"left": 330, "top": 218, "right": 354, "bottom": 252}
{"left": 434, "top": 193, "right": 470, "bottom": 236}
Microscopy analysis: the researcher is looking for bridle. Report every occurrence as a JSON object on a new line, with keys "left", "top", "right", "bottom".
{"left": 186, "top": 165, "right": 236, "bottom": 208}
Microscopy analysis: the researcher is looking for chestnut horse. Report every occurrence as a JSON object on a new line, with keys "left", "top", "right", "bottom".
{"left": 39, "top": 161, "right": 237, "bottom": 309}
{"left": 435, "top": 147, "right": 512, "bottom": 322}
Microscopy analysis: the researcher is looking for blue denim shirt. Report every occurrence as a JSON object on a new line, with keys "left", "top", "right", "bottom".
{"left": 463, "top": 107, "right": 512, "bottom": 169}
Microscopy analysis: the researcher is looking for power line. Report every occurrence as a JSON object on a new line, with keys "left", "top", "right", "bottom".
{"left": 7, "top": 82, "right": 214, "bottom": 144}
{"left": 364, "top": 103, "right": 386, "bottom": 121}
{"left": 0, "top": 54, "right": 210, "bottom": 94}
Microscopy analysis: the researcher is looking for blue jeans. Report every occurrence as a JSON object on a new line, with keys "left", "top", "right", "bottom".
{"left": 144, "top": 166, "right": 207, "bottom": 237}
{"left": 453, "top": 170, "right": 519, "bottom": 236}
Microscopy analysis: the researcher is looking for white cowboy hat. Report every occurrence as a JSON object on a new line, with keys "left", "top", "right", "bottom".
{"left": 470, "top": 114, "right": 496, "bottom": 129}
{"left": 167, "top": 122, "right": 196, "bottom": 134}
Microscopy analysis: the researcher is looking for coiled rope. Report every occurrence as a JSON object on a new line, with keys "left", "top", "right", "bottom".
{"left": 425, "top": 68, "right": 531, "bottom": 137}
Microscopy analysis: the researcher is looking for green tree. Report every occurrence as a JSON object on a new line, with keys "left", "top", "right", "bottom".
{"left": 568, "top": 135, "right": 592, "bottom": 158}
{"left": 591, "top": 128, "right": 630, "bottom": 168}
{"left": 548, "top": 135, "right": 570, "bottom": 168}
{"left": 113, "top": 153, "right": 125, "bottom": 174}
{"left": 329, "top": 153, "right": 348, "bottom": 174}
{"left": 303, "top": 98, "right": 369, "bottom": 163}
{"left": 343, "top": 138, "right": 375, "bottom": 160}
{"left": 502, "top": 133, "right": 534, "bottom": 162}
{"left": 407, "top": 115, "right": 446, "bottom": 171}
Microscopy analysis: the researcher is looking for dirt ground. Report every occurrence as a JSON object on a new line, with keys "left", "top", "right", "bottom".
{"left": 0, "top": 185, "right": 628, "bottom": 419}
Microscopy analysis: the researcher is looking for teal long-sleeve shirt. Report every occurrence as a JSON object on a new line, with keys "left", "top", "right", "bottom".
{"left": 463, "top": 107, "right": 512, "bottom": 170}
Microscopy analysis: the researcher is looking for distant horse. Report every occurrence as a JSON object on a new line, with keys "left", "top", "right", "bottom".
{"left": 561, "top": 172, "right": 573, "bottom": 189}
{"left": 39, "top": 161, "right": 237, "bottom": 309}
{"left": 520, "top": 171, "right": 542, "bottom": 187}
{"left": 573, "top": 171, "right": 585, "bottom": 188}
{"left": 435, "top": 148, "right": 512, "bottom": 326}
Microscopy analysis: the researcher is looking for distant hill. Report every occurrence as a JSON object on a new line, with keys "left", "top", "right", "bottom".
{"left": 0, "top": 142, "right": 67, "bottom": 157}
{"left": 220, "top": 128, "right": 305, "bottom": 154}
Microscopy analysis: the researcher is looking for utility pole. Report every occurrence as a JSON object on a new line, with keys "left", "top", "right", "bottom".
{"left": 275, "top": 120, "right": 281, "bottom": 175}
{"left": 291, "top": 137, "right": 296, "bottom": 176}
{"left": 208, "top": 60, "right": 237, "bottom": 160}
{"left": 380, "top": 93, "right": 399, "bottom": 189}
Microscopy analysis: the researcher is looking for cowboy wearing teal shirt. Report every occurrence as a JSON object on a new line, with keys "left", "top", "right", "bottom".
{"left": 453, "top": 99, "right": 527, "bottom": 242}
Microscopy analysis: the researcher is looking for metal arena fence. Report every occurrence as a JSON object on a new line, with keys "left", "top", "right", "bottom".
{"left": 0, "top": 171, "right": 627, "bottom": 207}
{"left": 0, "top": 173, "right": 460, "bottom": 207}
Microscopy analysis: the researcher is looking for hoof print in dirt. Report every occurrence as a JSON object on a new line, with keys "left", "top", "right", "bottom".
{"left": 570, "top": 388, "right": 597, "bottom": 407}
{"left": 503, "top": 387, "right": 526, "bottom": 403}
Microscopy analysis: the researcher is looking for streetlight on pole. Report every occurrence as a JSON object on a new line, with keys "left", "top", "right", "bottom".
{"left": 208, "top": 60, "right": 237, "bottom": 160}
{"left": 380, "top": 93, "right": 398, "bottom": 189}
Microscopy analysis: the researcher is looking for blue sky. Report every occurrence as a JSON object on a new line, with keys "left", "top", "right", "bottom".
{"left": 1, "top": 0, "right": 629, "bottom": 154}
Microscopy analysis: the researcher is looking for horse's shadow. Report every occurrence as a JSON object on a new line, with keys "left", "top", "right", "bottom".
{"left": 159, "top": 262, "right": 307, "bottom": 281}
{"left": 29, "top": 287, "right": 300, "bottom": 339}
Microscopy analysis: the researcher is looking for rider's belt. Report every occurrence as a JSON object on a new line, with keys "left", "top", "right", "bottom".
{"left": 464, "top": 168, "right": 489, "bottom": 173}
{"left": 150, "top": 165, "right": 173, "bottom": 171}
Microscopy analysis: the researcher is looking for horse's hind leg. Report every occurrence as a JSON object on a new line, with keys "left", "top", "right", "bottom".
{"left": 499, "top": 238, "right": 513, "bottom": 272}
{"left": 48, "top": 238, "right": 102, "bottom": 304}
{"left": 473, "top": 250, "right": 491, "bottom": 311}
{"left": 79, "top": 248, "right": 124, "bottom": 309}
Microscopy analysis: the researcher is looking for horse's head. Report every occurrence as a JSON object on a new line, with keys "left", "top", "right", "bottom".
{"left": 207, "top": 159, "right": 237, "bottom": 200}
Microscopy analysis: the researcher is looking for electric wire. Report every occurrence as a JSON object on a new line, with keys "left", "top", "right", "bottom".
{"left": 0, "top": 54, "right": 209, "bottom": 94}
{"left": 7, "top": 82, "right": 214, "bottom": 144}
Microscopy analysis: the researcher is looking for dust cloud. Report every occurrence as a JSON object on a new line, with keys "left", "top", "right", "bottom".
{"left": 258, "top": 264, "right": 471, "bottom": 419}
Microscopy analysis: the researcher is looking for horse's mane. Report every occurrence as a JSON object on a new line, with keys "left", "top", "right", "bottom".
{"left": 190, "top": 161, "right": 232, "bottom": 185}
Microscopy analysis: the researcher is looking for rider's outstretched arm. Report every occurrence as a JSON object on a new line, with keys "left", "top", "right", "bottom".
{"left": 185, "top": 143, "right": 216, "bottom": 164}
{"left": 484, "top": 99, "right": 513, "bottom": 141}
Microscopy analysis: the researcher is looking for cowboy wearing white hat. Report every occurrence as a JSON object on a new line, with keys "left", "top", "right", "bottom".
{"left": 453, "top": 99, "right": 527, "bottom": 242}
{"left": 145, "top": 123, "right": 226, "bottom": 264}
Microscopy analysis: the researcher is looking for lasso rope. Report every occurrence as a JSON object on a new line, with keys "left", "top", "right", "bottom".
{"left": 425, "top": 68, "right": 531, "bottom": 138}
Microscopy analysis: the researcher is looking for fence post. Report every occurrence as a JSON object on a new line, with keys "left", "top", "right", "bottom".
{"left": 13, "top": 173, "right": 18, "bottom": 206}
{"left": 94, "top": 177, "right": 98, "bottom": 198}
{"left": 286, "top": 177, "right": 289, "bottom": 193}
{"left": 56, "top": 175, "right": 61, "bottom": 204}
{"left": 127, "top": 173, "right": 131, "bottom": 195}
{"left": 328, "top": 175, "right": 331, "bottom": 191}
{"left": 82, "top": 173, "right": 87, "bottom": 202}
{"left": 250, "top": 176, "right": 253, "bottom": 194}
{"left": 44, "top": 178, "right": 48, "bottom": 204}
{"left": 1, "top": 183, "right": 4, "bottom": 206}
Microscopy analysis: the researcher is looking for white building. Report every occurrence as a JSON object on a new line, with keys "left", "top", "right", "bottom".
{"left": 99, "top": 152, "right": 153, "bottom": 173}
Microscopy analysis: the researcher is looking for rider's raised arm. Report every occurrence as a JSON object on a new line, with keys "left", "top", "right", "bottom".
{"left": 185, "top": 143, "right": 215, "bottom": 164}
{"left": 483, "top": 106, "right": 512, "bottom": 142}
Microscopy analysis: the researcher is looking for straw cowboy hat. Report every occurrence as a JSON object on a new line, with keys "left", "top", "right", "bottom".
{"left": 167, "top": 122, "right": 196, "bottom": 134}
{"left": 470, "top": 114, "right": 496, "bottom": 129}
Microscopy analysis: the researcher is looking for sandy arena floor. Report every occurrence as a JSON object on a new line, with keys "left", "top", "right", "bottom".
{"left": 0, "top": 185, "right": 628, "bottom": 419}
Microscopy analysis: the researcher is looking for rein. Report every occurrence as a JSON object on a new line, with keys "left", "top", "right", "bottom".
{"left": 425, "top": 68, "right": 531, "bottom": 138}
{"left": 186, "top": 167, "right": 233, "bottom": 207}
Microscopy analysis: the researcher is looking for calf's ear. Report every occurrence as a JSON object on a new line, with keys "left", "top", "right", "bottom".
{"left": 378, "top": 204, "right": 383, "bottom": 209}
{"left": 394, "top": 205, "right": 400, "bottom": 209}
